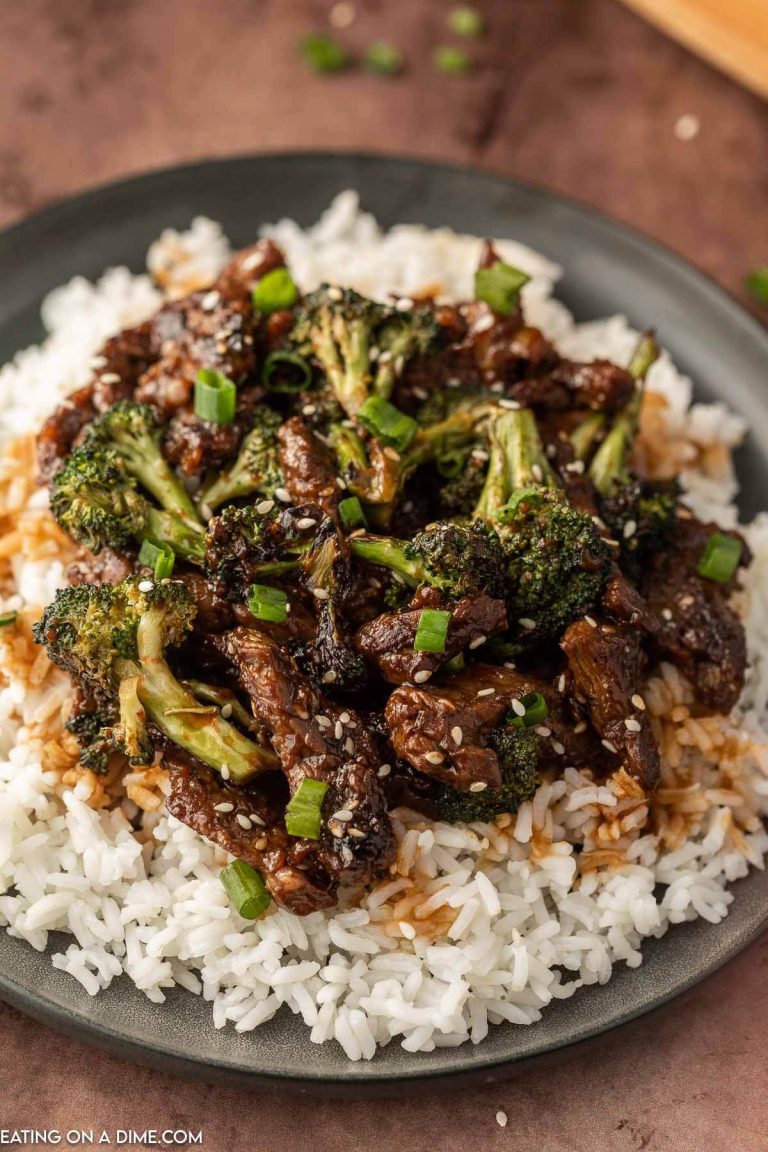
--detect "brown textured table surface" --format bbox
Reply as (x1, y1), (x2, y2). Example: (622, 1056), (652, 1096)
(1, 1), (767, 1148)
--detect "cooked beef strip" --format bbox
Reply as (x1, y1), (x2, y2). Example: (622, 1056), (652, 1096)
(277, 416), (342, 515)
(385, 662), (606, 791)
(162, 385), (265, 478)
(514, 360), (635, 414)
(213, 238), (286, 302)
(601, 568), (660, 633)
(560, 617), (660, 789)
(209, 627), (395, 888)
(67, 547), (136, 587)
(355, 591), (508, 685)
(164, 750), (338, 915)
(640, 515), (749, 712)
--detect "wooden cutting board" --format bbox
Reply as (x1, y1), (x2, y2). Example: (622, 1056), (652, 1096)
(620, 0), (768, 100)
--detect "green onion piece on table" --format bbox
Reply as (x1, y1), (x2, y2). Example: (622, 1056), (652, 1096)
(697, 532), (742, 583)
(414, 608), (452, 653)
(509, 691), (549, 728)
(448, 6), (486, 37)
(474, 261), (531, 316)
(745, 267), (768, 306)
(138, 538), (175, 580)
(262, 350), (313, 393)
(194, 369), (237, 424)
(247, 583), (288, 624)
(252, 268), (299, 315)
(301, 34), (349, 73)
(365, 42), (405, 75)
(285, 777), (329, 840)
(433, 46), (472, 75)
(358, 396), (418, 452)
(220, 860), (271, 919)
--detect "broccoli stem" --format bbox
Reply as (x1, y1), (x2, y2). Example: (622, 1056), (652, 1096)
(589, 333), (660, 497)
(132, 606), (278, 782)
(143, 507), (206, 564)
(570, 412), (606, 461)
(474, 408), (557, 519)
(116, 436), (200, 523)
(349, 534), (422, 586)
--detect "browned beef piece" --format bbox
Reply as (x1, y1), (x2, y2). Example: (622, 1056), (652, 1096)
(355, 592), (507, 686)
(162, 384), (266, 478)
(514, 359), (635, 413)
(67, 547), (136, 586)
(560, 618), (659, 789)
(277, 417), (341, 515)
(640, 516), (748, 712)
(385, 663), (606, 791)
(214, 239), (286, 302)
(602, 569), (660, 633)
(209, 627), (395, 889)
(165, 752), (337, 915)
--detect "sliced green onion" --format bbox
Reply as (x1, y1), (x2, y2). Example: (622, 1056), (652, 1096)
(301, 33), (348, 73)
(509, 691), (549, 729)
(358, 396), (418, 452)
(442, 652), (466, 674)
(220, 860), (271, 919)
(475, 261), (531, 315)
(339, 495), (368, 531)
(436, 449), (467, 479)
(746, 266), (768, 306)
(433, 45), (472, 74)
(262, 350), (313, 394)
(194, 369), (236, 424)
(247, 583), (288, 624)
(697, 532), (742, 583)
(285, 777), (329, 840)
(448, 6), (486, 37)
(0, 611), (18, 628)
(414, 608), (452, 653)
(252, 268), (298, 315)
(138, 538), (175, 580)
(365, 42), (405, 75)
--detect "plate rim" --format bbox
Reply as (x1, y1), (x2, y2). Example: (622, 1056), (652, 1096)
(1, 150), (767, 1091)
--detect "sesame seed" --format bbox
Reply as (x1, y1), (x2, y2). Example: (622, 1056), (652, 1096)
(412, 386), (428, 401)
(601, 739), (618, 754)
(469, 634), (487, 650)
(396, 296), (415, 311)
(327, 286), (343, 301)
(425, 751), (445, 765)
(138, 580), (154, 593)
(496, 1111), (508, 1129)
(662, 608), (673, 621)
(477, 687), (496, 697)
(471, 448), (489, 463)
(674, 113), (700, 142)
(339, 711), (351, 724)
(336, 476), (347, 490)
(414, 670), (432, 684)
(275, 487), (292, 503)
(625, 717), (642, 732)
(249, 814), (266, 827)
(256, 499), (275, 514)
(531, 463), (543, 482)
(214, 802), (234, 814)
(344, 738), (355, 754)
(584, 615), (597, 628)
(451, 726), (463, 746)
(383, 446), (401, 462)
(558, 674), (566, 693)
(469, 781), (488, 793)
(631, 694), (646, 711)
(302, 404), (317, 416)
(399, 921), (416, 940)
(220, 703), (233, 719)
(498, 398), (521, 411)
(348, 827), (366, 839)
(332, 809), (353, 821)
(447, 377), (461, 389)
(236, 814), (252, 830)
(220, 764), (231, 781)
(535, 726), (551, 738)
(297, 517), (317, 529)
(254, 837), (268, 851)
(322, 669), (337, 684)
(316, 714), (331, 728)
(573, 721), (588, 734)
(369, 346), (381, 363)
(335, 721), (344, 740)
(312, 587), (330, 600)
(490, 381), (504, 394)
(89, 355), (107, 369)
(99, 372), (121, 385)
(519, 617), (537, 630)
(503, 661), (517, 671)
(346, 719), (357, 729)
(201, 289), (221, 310)
(473, 313), (495, 334)
(378, 764), (391, 778)
(565, 459), (586, 474)
(377, 350), (392, 365)
(623, 519), (637, 539)
(510, 698), (526, 717)
(551, 740), (565, 755)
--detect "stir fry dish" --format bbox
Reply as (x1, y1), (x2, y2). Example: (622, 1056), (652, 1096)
(33, 237), (749, 919)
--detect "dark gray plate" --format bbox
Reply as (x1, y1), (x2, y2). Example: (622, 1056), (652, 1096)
(1, 154), (767, 1095)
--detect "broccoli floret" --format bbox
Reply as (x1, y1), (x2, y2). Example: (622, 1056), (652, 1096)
(474, 408), (611, 639)
(438, 452), (487, 518)
(86, 401), (200, 523)
(50, 441), (206, 563)
(290, 285), (438, 418)
(199, 404), (283, 511)
(33, 578), (276, 783)
(65, 705), (117, 774)
(588, 333), (660, 497)
(350, 520), (506, 599)
(205, 503), (323, 597)
(434, 727), (539, 823)
(601, 480), (677, 573)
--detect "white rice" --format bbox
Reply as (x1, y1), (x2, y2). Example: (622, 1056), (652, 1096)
(1, 192), (767, 1061)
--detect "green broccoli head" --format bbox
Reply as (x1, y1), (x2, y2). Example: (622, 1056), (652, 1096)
(497, 488), (611, 639)
(205, 502), (324, 596)
(200, 404), (283, 511)
(434, 727), (539, 823)
(601, 480), (677, 572)
(374, 307), (439, 400)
